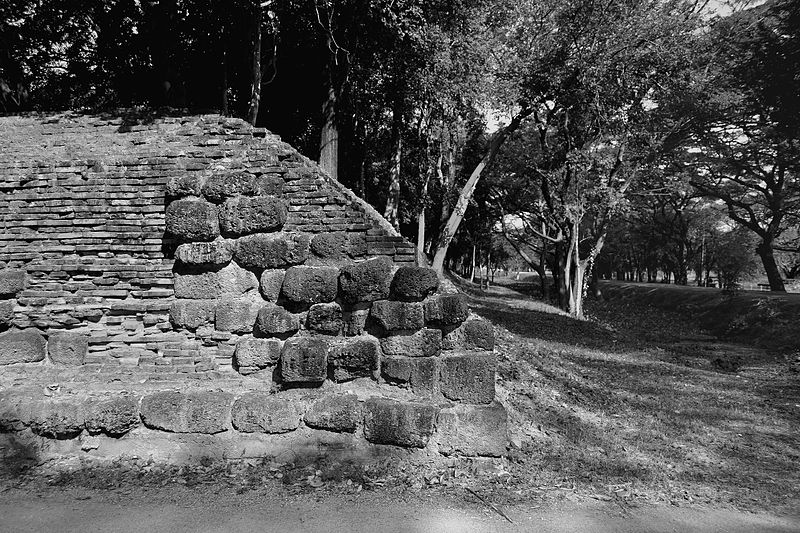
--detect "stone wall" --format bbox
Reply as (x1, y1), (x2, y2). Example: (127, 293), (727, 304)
(0, 111), (505, 460)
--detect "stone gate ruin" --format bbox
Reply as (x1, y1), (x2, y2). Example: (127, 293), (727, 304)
(0, 112), (506, 464)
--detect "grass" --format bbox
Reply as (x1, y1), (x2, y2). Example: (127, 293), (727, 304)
(456, 274), (800, 513)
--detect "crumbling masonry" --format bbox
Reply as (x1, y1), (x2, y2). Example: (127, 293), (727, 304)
(0, 112), (506, 463)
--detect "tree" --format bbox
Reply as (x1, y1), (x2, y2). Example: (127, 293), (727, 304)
(687, 0), (800, 291)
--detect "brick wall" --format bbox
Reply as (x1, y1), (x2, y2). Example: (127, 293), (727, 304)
(0, 111), (415, 372)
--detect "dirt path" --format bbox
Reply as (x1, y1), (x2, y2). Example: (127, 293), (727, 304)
(1, 485), (798, 533)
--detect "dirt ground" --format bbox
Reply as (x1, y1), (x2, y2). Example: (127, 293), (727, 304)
(1, 275), (798, 531)
(1, 483), (798, 533)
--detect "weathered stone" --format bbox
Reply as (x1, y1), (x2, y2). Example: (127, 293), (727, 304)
(201, 171), (256, 202)
(254, 173), (285, 196)
(0, 299), (15, 327)
(281, 266), (339, 306)
(0, 391), (34, 431)
(255, 302), (300, 336)
(84, 396), (140, 436)
(173, 262), (258, 299)
(0, 269), (26, 297)
(443, 319), (494, 351)
(280, 336), (328, 384)
(30, 400), (84, 439)
(328, 335), (380, 382)
(231, 392), (299, 433)
(440, 353), (496, 404)
(47, 331), (88, 366)
(370, 300), (424, 332)
(311, 232), (347, 258)
(342, 307), (370, 336)
(234, 337), (282, 369)
(424, 293), (470, 326)
(0, 328), (46, 365)
(140, 391), (233, 434)
(381, 356), (439, 394)
(215, 296), (261, 333)
(165, 199), (219, 242)
(218, 196), (288, 236)
(346, 233), (368, 257)
(380, 328), (441, 358)
(304, 394), (359, 433)
(259, 269), (285, 302)
(169, 299), (216, 329)
(390, 267), (439, 302)
(338, 256), (393, 304)
(436, 402), (508, 457)
(174, 240), (234, 266)
(166, 174), (204, 197)
(363, 398), (439, 448)
(234, 232), (311, 270)
(306, 302), (343, 334)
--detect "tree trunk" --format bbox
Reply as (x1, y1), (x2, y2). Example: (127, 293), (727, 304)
(319, 44), (339, 180)
(757, 240), (786, 292)
(431, 108), (532, 273)
(245, 2), (262, 125)
(469, 245), (477, 283)
(383, 100), (403, 230)
(416, 208), (426, 266)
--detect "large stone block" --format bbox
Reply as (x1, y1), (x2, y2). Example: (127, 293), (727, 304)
(170, 299), (216, 329)
(165, 199), (219, 242)
(140, 391), (233, 434)
(338, 256), (393, 304)
(215, 296), (261, 333)
(0, 300), (15, 327)
(234, 232), (311, 270)
(443, 319), (495, 351)
(0, 328), (46, 365)
(328, 335), (380, 382)
(30, 400), (84, 439)
(254, 173), (285, 196)
(218, 196), (288, 236)
(231, 392), (299, 433)
(175, 240), (234, 266)
(424, 293), (470, 326)
(234, 337), (282, 369)
(440, 353), (496, 404)
(47, 331), (88, 366)
(201, 171), (256, 202)
(0, 391), (34, 431)
(311, 232), (347, 259)
(255, 302), (300, 336)
(380, 328), (441, 358)
(281, 266), (339, 306)
(166, 174), (204, 197)
(84, 396), (140, 436)
(173, 262), (258, 299)
(304, 394), (359, 433)
(370, 300), (424, 332)
(342, 307), (370, 337)
(435, 402), (508, 457)
(363, 398), (439, 448)
(306, 302), (343, 334)
(280, 336), (328, 384)
(390, 267), (439, 302)
(259, 269), (285, 302)
(0, 269), (26, 297)
(381, 356), (439, 394)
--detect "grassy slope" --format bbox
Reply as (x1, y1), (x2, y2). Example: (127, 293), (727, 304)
(458, 275), (800, 514)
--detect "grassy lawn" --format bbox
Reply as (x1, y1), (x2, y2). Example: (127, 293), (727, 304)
(461, 275), (800, 514)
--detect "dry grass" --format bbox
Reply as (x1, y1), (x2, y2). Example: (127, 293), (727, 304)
(459, 275), (800, 514)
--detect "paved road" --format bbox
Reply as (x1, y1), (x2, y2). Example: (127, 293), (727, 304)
(1, 486), (798, 533)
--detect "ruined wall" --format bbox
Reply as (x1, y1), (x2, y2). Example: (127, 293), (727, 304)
(0, 112), (504, 460)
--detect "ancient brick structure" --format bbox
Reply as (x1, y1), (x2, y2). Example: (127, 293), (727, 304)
(0, 111), (506, 462)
